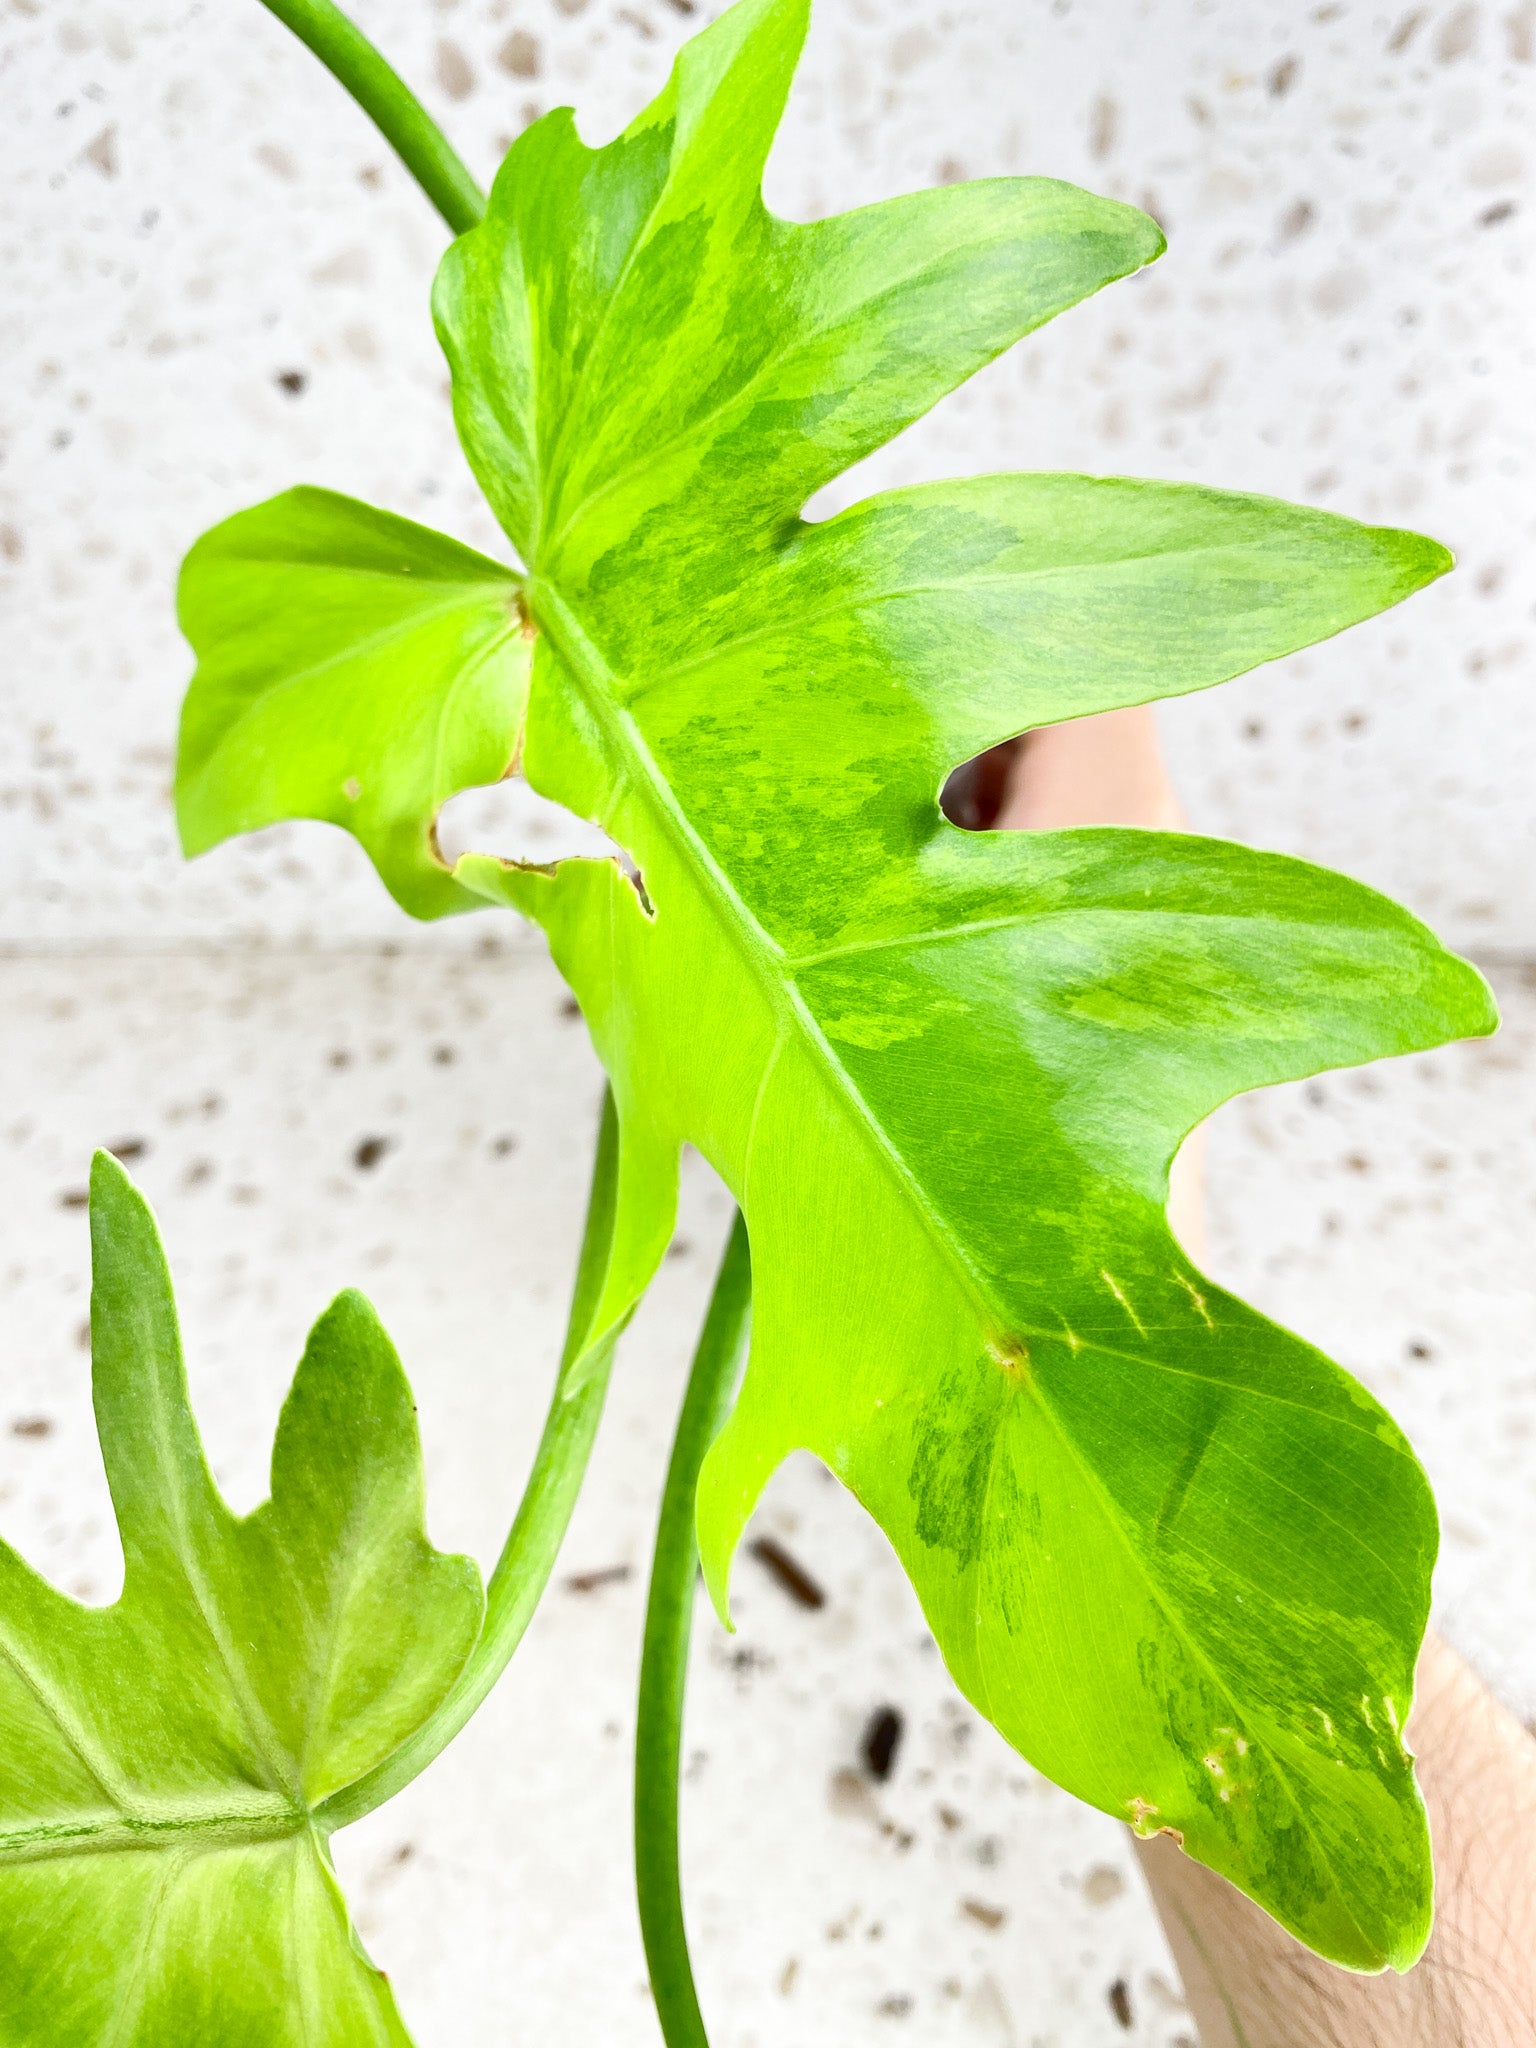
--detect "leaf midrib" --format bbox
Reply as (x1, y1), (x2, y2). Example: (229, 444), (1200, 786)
(527, 574), (1008, 1351)
(0, 1793), (304, 1867)
(288, 1441), (398, 1793)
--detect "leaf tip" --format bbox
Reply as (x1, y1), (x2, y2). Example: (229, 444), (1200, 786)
(1439, 948), (1501, 1044)
(88, 1145), (134, 1200)
(697, 1524), (738, 1636)
(1386, 526), (1455, 594)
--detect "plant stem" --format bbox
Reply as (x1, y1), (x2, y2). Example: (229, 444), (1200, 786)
(256, 0), (485, 235)
(317, 1087), (626, 1833)
(635, 1212), (753, 2048)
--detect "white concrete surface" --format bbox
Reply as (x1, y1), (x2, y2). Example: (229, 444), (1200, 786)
(1, 947), (1533, 2044)
(3, 0), (1534, 945)
(4, 1), (1536, 2042)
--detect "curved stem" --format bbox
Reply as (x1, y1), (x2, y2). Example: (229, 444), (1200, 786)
(318, 1087), (626, 1833)
(635, 1212), (752, 2047)
(256, 0), (485, 235)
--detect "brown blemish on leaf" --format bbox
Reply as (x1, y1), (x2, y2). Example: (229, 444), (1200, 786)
(623, 860), (656, 918)
(986, 1336), (1030, 1384)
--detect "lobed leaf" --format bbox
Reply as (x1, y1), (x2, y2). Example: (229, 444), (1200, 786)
(178, 487), (528, 920)
(175, 0), (1496, 1968)
(0, 1155), (482, 2043)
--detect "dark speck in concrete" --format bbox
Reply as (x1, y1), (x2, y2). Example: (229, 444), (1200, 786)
(862, 1705), (904, 1782)
(750, 1535), (826, 1609)
(353, 1136), (392, 1171)
(566, 1562), (631, 1593)
(962, 1898), (1006, 1929)
(1435, 4), (1477, 61)
(1387, 9), (1425, 51)
(1278, 198), (1315, 241)
(495, 29), (540, 76)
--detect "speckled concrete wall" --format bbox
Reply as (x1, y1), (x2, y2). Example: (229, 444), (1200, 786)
(4, 0), (1533, 943)
(3, 5), (1535, 2045)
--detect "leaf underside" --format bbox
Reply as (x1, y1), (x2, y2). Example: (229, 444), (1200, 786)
(0, 1156), (482, 2044)
(176, 0), (1496, 1970)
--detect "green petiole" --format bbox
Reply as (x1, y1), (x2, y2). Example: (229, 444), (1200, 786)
(318, 1087), (627, 1832)
(256, 0), (485, 235)
(634, 1212), (753, 2048)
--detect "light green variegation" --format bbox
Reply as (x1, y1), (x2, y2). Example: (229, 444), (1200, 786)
(0, 1155), (482, 2044)
(176, 0), (1496, 1972)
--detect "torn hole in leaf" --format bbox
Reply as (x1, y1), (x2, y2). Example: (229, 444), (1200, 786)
(946, 707), (1189, 834)
(436, 778), (655, 915)
(435, 777), (620, 868)
(939, 740), (1021, 830)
